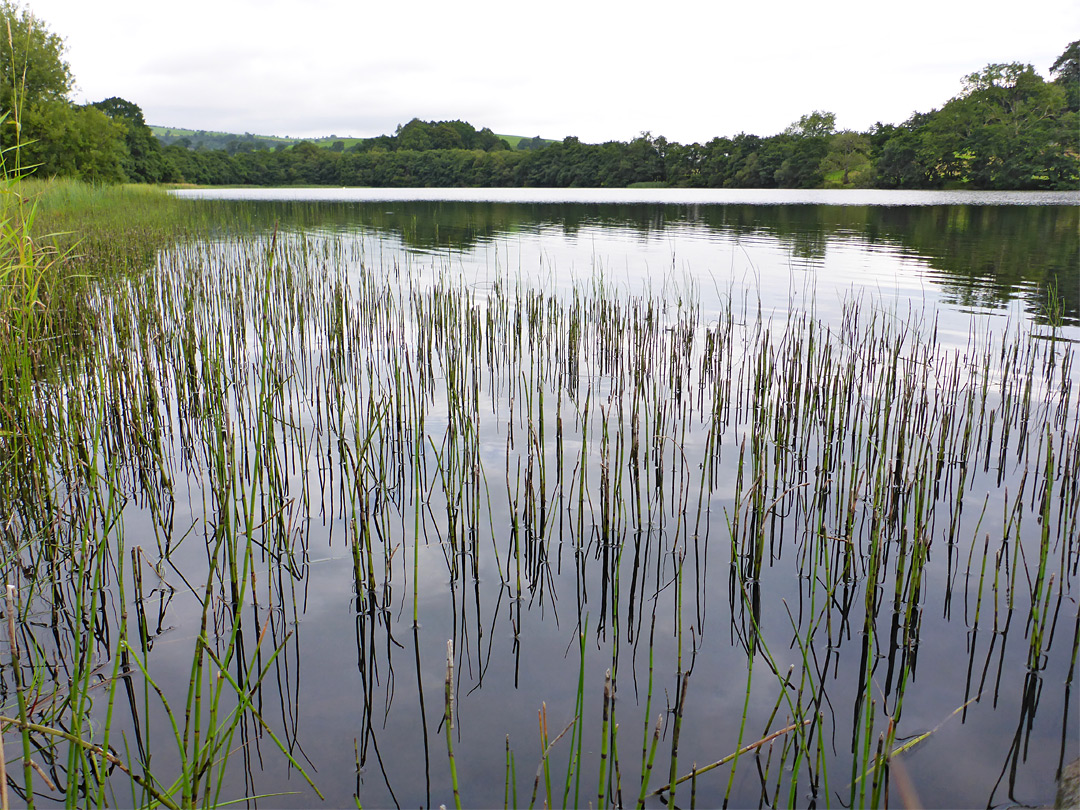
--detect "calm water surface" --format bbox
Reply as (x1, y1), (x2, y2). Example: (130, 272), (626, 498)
(51, 190), (1080, 807)
(177, 187), (1080, 331)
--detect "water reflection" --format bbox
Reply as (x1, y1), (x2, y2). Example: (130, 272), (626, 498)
(2, 198), (1077, 808)
(192, 196), (1079, 325)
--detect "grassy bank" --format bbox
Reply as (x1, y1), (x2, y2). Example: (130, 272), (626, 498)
(23, 178), (197, 272)
(1, 177), (198, 395)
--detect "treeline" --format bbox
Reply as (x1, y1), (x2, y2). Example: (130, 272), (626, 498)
(161, 71), (1078, 189)
(1, 0), (1076, 191)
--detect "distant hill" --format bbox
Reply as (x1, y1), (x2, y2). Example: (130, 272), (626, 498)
(149, 123), (556, 153)
(150, 126), (366, 151)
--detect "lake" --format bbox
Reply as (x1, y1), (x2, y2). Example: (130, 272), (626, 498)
(177, 187), (1080, 330)
(4, 188), (1077, 808)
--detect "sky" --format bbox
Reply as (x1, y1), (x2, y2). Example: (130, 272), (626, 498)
(21, 0), (1080, 144)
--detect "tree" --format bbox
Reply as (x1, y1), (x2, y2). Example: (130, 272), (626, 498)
(91, 96), (175, 182)
(430, 122), (464, 150)
(396, 119), (433, 151)
(1050, 40), (1079, 111)
(874, 118), (934, 188)
(516, 136), (547, 152)
(0, 1), (75, 161)
(961, 62), (1035, 94)
(18, 101), (126, 182)
(474, 127), (510, 151)
(924, 62), (1077, 188)
(0, 2), (72, 111)
(725, 134), (772, 187)
(623, 132), (666, 184)
(663, 140), (706, 187)
(90, 96), (147, 126)
(773, 111), (836, 187)
(821, 131), (872, 186)
(783, 110), (836, 138)
(696, 136), (733, 186)
(0, 4), (136, 182)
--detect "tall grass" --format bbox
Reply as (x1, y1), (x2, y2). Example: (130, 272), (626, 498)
(0, 177), (323, 806)
(1, 186), (1076, 807)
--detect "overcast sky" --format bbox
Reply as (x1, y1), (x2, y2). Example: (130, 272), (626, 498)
(23, 0), (1080, 144)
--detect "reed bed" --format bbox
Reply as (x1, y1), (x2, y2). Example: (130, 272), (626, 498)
(0, 200), (1076, 808)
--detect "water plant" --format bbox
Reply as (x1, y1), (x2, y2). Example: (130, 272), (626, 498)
(0, 191), (1075, 808)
